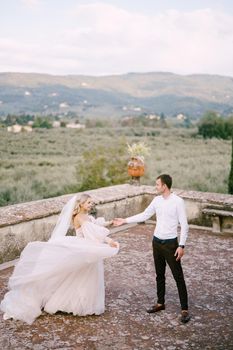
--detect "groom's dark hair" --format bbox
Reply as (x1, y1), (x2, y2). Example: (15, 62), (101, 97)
(157, 174), (172, 189)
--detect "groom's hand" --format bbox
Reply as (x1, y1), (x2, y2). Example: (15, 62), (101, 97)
(174, 247), (184, 261)
(113, 218), (126, 226)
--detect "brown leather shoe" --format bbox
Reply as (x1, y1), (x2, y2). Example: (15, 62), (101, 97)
(181, 310), (191, 323)
(146, 304), (165, 314)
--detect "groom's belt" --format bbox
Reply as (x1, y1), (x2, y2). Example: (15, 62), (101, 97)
(153, 236), (177, 244)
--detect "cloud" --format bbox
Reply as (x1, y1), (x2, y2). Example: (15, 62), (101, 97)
(21, 0), (40, 7)
(61, 4), (233, 76)
(1, 3), (233, 76)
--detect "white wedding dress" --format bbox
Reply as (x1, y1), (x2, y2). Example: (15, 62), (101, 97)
(0, 214), (119, 325)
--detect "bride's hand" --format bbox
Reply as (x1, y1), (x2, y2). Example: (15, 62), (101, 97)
(109, 240), (119, 248)
(107, 220), (113, 226)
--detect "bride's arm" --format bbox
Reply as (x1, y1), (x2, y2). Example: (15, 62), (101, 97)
(93, 218), (117, 245)
(81, 215), (119, 247)
(102, 220), (113, 227)
(104, 236), (119, 248)
(92, 217), (113, 227)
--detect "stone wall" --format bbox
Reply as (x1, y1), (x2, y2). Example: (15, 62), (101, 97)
(0, 184), (232, 263)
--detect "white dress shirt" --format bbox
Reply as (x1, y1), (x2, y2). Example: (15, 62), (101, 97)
(126, 193), (189, 246)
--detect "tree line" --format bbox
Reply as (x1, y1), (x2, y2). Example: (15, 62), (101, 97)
(197, 111), (233, 194)
(198, 111), (233, 139)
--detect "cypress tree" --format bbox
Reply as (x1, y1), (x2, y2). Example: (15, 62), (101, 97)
(228, 134), (233, 194)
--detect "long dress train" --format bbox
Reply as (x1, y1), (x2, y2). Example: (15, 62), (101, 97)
(0, 216), (119, 324)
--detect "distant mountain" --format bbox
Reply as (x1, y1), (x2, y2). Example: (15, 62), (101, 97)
(0, 72), (233, 118)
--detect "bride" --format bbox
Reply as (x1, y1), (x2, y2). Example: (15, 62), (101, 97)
(0, 193), (119, 324)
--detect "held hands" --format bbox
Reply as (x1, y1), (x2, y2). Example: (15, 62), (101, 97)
(104, 220), (113, 227)
(113, 218), (126, 226)
(174, 247), (184, 261)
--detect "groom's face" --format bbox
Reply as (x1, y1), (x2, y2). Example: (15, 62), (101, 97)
(155, 179), (166, 194)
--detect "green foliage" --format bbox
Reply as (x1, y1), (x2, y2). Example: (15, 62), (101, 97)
(226, 116), (233, 134)
(0, 127), (231, 206)
(183, 116), (192, 128)
(85, 118), (113, 128)
(0, 189), (12, 206)
(76, 144), (128, 191)
(198, 111), (233, 139)
(3, 114), (34, 126)
(228, 135), (233, 194)
(127, 141), (150, 158)
(33, 117), (52, 129)
(120, 114), (168, 128)
(60, 121), (67, 127)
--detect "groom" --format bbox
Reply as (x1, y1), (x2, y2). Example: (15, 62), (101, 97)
(114, 174), (190, 323)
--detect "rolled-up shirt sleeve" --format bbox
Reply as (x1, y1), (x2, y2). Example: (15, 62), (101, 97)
(126, 199), (156, 224)
(177, 199), (189, 246)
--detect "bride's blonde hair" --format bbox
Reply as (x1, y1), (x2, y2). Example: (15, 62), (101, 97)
(72, 193), (91, 223)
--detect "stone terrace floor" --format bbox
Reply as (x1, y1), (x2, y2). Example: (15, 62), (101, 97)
(0, 224), (233, 350)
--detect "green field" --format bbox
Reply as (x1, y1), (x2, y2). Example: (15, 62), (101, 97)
(0, 127), (231, 206)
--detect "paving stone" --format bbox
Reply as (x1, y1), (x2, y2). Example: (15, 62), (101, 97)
(0, 225), (233, 349)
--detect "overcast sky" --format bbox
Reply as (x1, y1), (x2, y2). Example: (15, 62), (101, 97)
(1, 0), (233, 76)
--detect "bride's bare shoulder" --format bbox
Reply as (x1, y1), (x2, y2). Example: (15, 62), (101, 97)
(73, 213), (88, 228)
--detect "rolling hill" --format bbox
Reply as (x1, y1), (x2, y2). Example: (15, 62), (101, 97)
(0, 72), (233, 118)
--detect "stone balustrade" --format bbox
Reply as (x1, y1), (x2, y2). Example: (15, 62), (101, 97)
(0, 184), (232, 263)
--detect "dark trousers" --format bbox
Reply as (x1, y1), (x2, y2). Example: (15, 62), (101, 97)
(152, 236), (188, 310)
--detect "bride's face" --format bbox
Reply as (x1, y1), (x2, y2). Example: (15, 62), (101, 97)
(81, 198), (94, 212)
